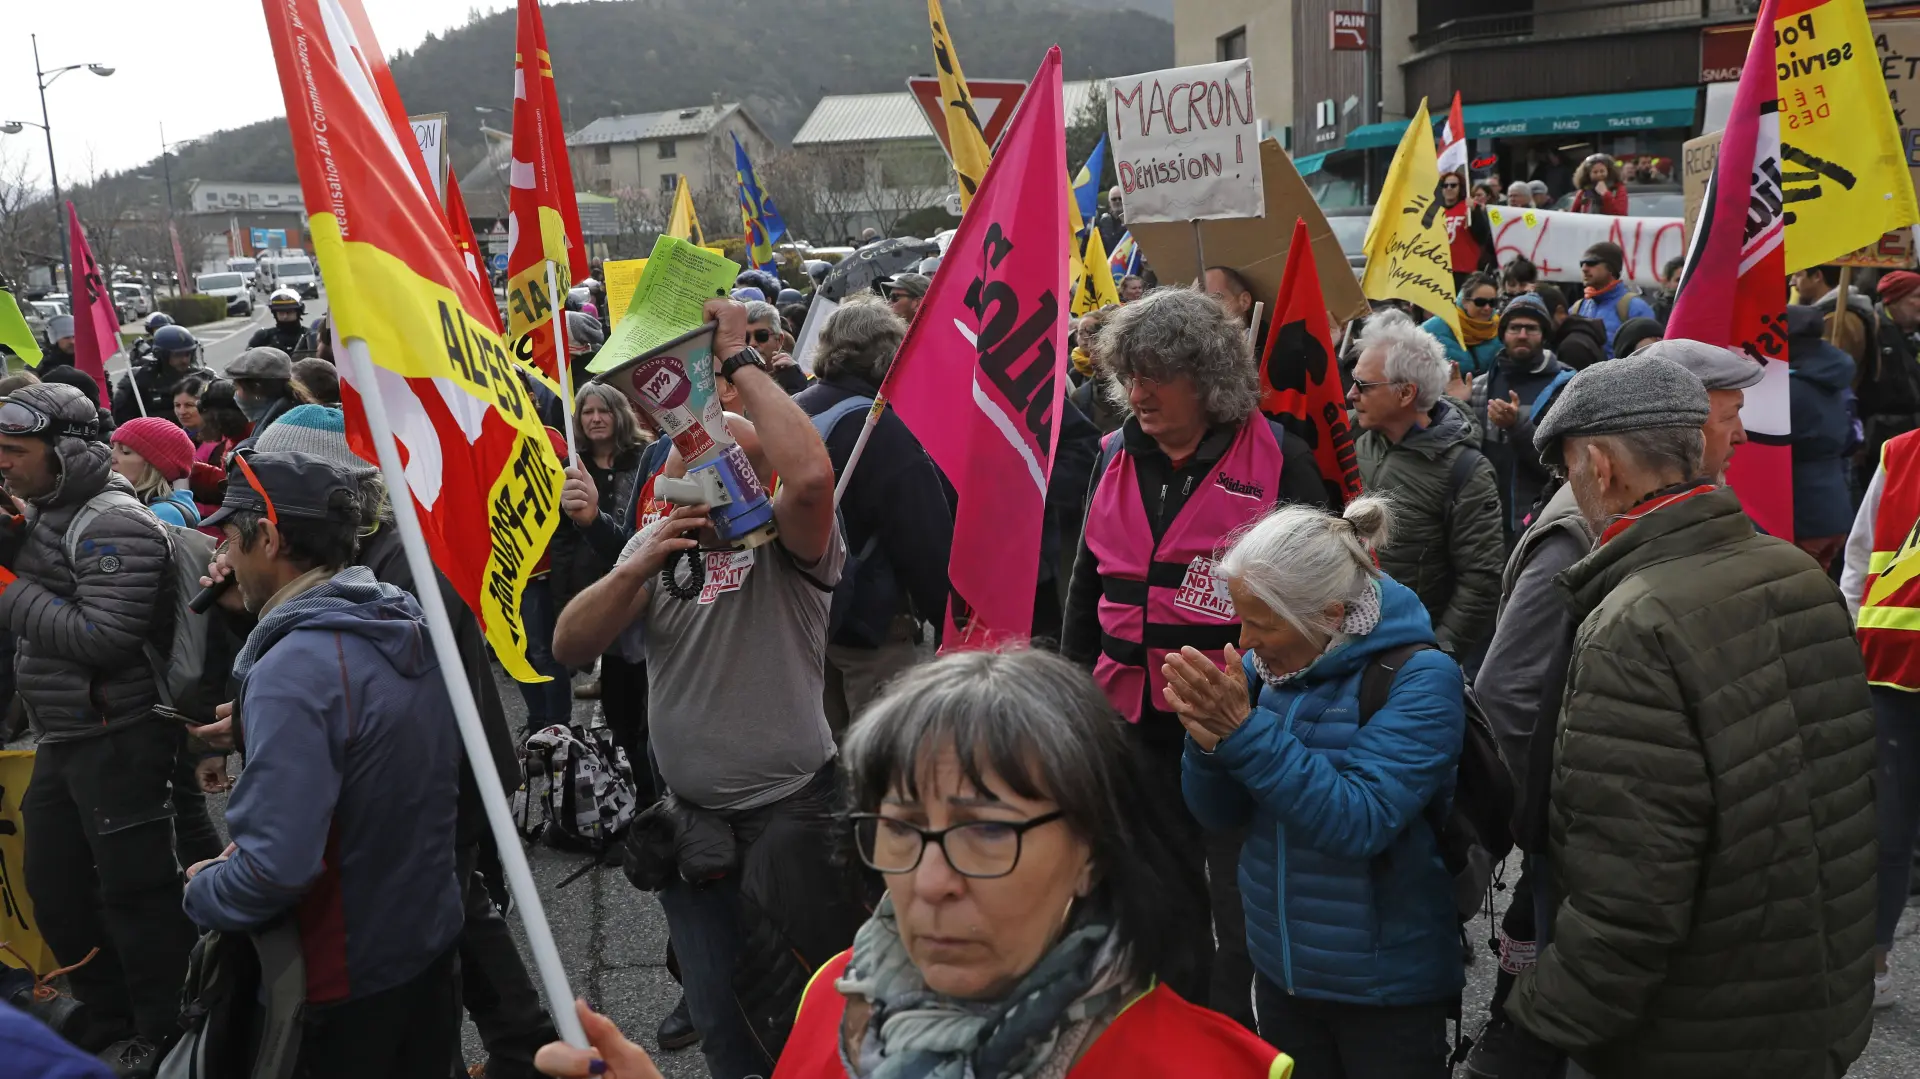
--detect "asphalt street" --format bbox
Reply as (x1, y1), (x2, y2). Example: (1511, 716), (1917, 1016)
(106, 291), (332, 394)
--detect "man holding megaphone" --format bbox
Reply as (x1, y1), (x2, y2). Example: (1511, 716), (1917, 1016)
(553, 299), (866, 1079)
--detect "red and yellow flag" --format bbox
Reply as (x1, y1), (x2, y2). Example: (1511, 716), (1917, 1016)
(261, 0), (565, 682)
(445, 171), (499, 332)
(506, 0), (586, 384)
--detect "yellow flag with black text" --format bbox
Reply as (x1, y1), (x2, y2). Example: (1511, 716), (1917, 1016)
(1360, 99), (1459, 341)
(1774, 0), (1920, 269)
(928, 0), (993, 210)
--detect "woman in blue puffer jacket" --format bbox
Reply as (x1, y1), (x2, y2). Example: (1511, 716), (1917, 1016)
(1168, 496), (1465, 1078)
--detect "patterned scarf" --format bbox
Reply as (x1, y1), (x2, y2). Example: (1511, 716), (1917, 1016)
(1250, 578), (1383, 688)
(836, 895), (1134, 1079)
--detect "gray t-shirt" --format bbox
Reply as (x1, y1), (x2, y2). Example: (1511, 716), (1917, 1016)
(617, 521), (844, 810)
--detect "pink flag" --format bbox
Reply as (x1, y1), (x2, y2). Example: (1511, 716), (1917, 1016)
(1663, 0), (1792, 539)
(881, 46), (1069, 649)
(65, 203), (118, 404)
(1436, 91), (1467, 177)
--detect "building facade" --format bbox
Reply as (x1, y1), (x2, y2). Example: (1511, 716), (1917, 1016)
(565, 102), (774, 200)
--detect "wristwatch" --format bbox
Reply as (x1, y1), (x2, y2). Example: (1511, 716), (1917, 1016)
(719, 346), (768, 382)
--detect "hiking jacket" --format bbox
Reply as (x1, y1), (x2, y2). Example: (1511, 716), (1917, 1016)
(1183, 577), (1465, 1006)
(1507, 487), (1876, 1078)
(1551, 315), (1607, 371)
(0, 437), (169, 742)
(1353, 398), (1504, 657)
(184, 567), (463, 1005)
(1572, 281), (1655, 359)
(1472, 348), (1572, 535)
(1786, 305), (1859, 539)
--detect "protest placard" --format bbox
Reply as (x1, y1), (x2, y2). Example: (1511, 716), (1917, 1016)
(1105, 59), (1264, 223)
(590, 236), (737, 375)
(409, 113), (448, 204)
(1130, 138), (1366, 323)
(1486, 206), (1687, 289)
(603, 258), (647, 322)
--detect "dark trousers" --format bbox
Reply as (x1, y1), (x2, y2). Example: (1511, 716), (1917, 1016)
(173, 749), (223, 868)
(516, 576), (575, 731)
(1490, 863), (1538, 1017)
(658, 765), (863, 1079)
(22, 719), (198, 1041)
(1254, 976), (1451, 1079)
(1875, 685), (1920, 948)
(1206, 827), (1258, 1029)
(458, 845), (558, 1079)
(600, 655), (654, 807)
(297, 945), (461, 1078)
(1129, 719), (1242, 1015)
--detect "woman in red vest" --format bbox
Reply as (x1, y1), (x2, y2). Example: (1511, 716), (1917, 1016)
(533, 650), (1292, 1079)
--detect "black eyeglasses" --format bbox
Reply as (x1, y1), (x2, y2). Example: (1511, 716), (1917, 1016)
(1465, 296), (1497, 309)
(749, 328), (774, 345)
(850, 811), (1064, 879)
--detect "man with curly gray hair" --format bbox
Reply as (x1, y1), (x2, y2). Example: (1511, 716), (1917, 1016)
(1349, 309), (1504, 660)
(1060, 285), (1326, 1026)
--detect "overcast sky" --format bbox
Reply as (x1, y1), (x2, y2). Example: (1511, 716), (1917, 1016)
(0, 1), (555, 189)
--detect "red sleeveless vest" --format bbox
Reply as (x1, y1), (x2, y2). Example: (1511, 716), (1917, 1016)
(1861, 429), (1920, 691)
(1084, 418), (1284, 722)
(771, 951), (1292, 1079)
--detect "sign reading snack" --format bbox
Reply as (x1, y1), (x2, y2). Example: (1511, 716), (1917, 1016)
(1106, 59), (1265, 223)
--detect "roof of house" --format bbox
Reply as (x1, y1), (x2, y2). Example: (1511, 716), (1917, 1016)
(567, 102), (747, 146)
(793, 80), (1102, 147)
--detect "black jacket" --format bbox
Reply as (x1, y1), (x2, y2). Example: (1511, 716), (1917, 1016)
(1472, 347), (1571, 536)
(1552, 316), (1607, 371)
(794, 374), (953, 644)
(548, 442), (658, 612)
(1863, 309), (1920, 469)
(112, 358), (206, 426)
(247, 319), (312, 355)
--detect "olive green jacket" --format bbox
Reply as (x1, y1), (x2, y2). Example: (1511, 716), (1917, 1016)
(1353, 397), (1505, 655)
(1508, 487), (1876, 1078)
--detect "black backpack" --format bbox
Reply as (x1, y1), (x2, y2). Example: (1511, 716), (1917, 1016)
(1358, 643), (1514, 922)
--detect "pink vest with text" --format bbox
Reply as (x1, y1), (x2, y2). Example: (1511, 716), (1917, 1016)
(1086, 418), (1284, 722)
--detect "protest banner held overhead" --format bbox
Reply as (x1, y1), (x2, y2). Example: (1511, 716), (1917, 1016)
(1670, 0), (1794, 540)
(1486, 206), (1687, 289)
(1261, 217), (1362, 508)
(1360, 99), (1459, 340)
(263, 0), (566, 684)
(505, 0), (586, 388)
(1106, 59), (1264, 223)
(880, 46), (1070, 649)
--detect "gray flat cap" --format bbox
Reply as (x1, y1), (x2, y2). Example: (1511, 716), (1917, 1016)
(1534, 355), (1709, 466)
(228, 346), (292, 380)
(1634, 338), (1766, 391)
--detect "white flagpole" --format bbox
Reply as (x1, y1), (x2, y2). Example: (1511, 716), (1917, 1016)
(547, 260), (580, 467)
(342, 335), (589, 1050)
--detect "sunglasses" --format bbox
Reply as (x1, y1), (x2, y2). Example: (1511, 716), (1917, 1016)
(1579, 258), (1604, 267)
(1441, 181), (1462, 189)
(1349, 377), (1401, 394)
(1465, 296), (1497, 309)
(749, 329), (775, 345)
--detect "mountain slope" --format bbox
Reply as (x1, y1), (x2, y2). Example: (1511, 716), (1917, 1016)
(154, 0), (1168, 188)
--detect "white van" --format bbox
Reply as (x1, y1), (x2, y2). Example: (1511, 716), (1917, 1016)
(195, 272), (254, 316)
(262, 255), (320, 299)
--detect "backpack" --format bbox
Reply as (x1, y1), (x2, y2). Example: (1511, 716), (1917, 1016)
(1438, 445), (1485, 533)
(808, 394), (897, 647)
(64, 488), (218, 723)
(1358, 643), (1514, 922)
(513, 723), (639, 854)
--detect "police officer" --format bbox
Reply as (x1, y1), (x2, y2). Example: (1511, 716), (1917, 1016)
(112, 324), (204, 425)
(248, 288), (312, 354)
(126, 312), (175, 367)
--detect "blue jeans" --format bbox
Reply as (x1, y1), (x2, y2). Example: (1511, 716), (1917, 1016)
(516, 576), (574, 730)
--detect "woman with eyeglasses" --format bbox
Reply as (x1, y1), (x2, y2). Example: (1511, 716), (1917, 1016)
(532, 649), (1293, 1079)
(1420, 271), (1504, 378)
(1437, 171), (1496, 288)
(1171, 497), (1465, 1079)
(746, 299), (809, 395)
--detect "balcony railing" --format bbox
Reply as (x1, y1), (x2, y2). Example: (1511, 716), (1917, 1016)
(1413, 0), (1757, 52)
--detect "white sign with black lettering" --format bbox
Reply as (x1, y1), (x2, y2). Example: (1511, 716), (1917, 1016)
(410, 112), (449, 204)
(1105, 59), (1265, 224)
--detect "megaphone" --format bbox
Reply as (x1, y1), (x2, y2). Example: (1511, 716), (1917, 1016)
(593, 321), (777, 550)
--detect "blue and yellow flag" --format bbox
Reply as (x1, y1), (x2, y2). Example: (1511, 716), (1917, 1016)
(733, 133), (787, 273)
(1072, 135), (1108, 226)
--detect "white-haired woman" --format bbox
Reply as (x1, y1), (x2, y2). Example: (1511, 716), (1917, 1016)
(1168, 497), (1466, 1079)
(745, 299), (809, 394)
(1058, 285), (1328, 1019)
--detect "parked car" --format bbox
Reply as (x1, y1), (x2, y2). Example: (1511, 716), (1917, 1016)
(24, 301), (58, 346)
(1324, 205), (1373, 278)
(195, 272), (255, 316)
(112, 281), (152, 318)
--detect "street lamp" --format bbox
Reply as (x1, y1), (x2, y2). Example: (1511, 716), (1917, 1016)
(0, 35), (115, 287)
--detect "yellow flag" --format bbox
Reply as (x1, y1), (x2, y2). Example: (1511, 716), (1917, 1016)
(1073, 224), (1122, 317)
(1360, 99), (1459, 341)
(666, 182), (704, 246)
(0, 751), (55, 976)
(929, 0), (993, 210)
(1775, 0), (1920, 270)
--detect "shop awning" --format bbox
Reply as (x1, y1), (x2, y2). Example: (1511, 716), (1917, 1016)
(1292, 151), (1328, 177)
(1336, 87), (1700, 152)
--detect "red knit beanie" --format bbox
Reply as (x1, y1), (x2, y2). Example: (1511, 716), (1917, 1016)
(112, 418), (196, 484)
(1879, 270), (1920, 305)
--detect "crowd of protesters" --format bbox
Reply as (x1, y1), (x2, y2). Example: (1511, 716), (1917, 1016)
(0, 184), (1915, 1079)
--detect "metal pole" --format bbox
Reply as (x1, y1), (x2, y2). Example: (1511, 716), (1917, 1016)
(341, 336), (589, 1049)
(547, 260), (580, 466)
(159, 122), (177, 218)
(33, 35), (68, 287)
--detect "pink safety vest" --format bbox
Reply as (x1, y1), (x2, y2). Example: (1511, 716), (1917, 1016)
(1085, 418), (1285, 722)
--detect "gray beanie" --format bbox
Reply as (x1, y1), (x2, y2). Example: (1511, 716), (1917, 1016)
(49, 314), (74, 340)
(251, 403), (374, 477)
(228, 346), (293, 380)
(1634, 338), (1766, 391)
(1534, 355), (1709, 466)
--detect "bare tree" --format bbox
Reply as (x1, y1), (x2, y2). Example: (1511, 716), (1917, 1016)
(609, 185), (664, 259)
(0, 146), (59, 286)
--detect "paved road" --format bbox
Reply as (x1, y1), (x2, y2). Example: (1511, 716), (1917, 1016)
(105, 292), (332, 394)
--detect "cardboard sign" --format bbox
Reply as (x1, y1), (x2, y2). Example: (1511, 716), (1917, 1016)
(409, 112), (448, 204)
(1106, 59), (1264, 224)
(1486, 206), (1687, 289)
(0, 751), (53, 975)
(1130, 138), (1367, 323)
(1685, 128), (1914, 269)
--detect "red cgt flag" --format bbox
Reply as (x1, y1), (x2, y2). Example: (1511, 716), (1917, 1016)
(444, 170), (499, 333)
(1258, 217), (1361, 507)
(505, 0), (585, 384)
